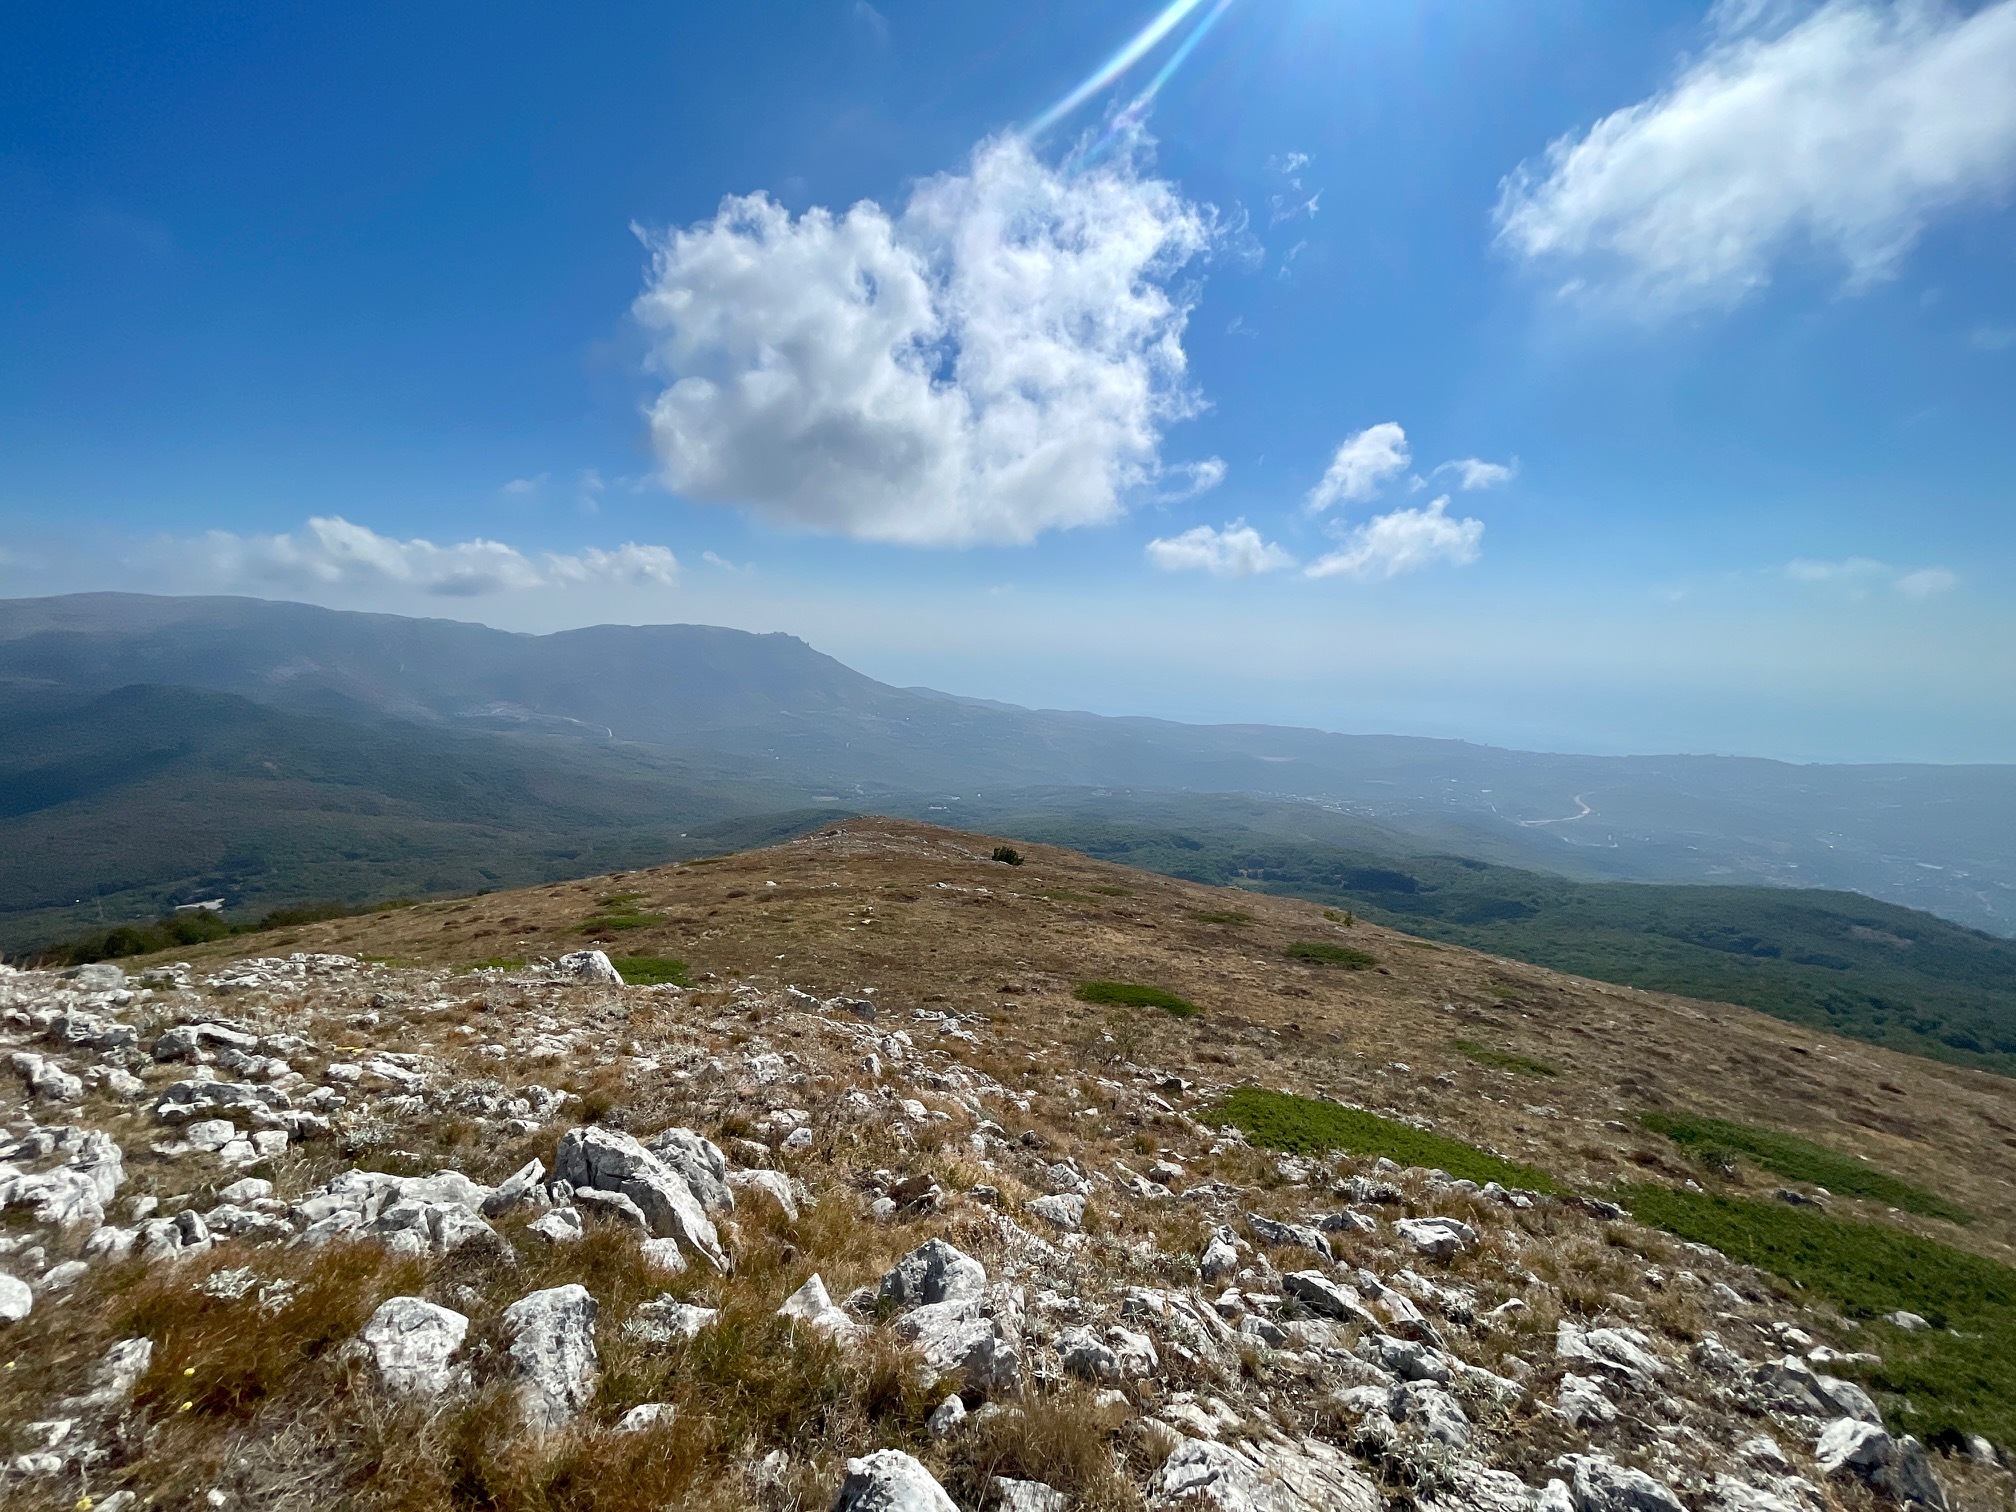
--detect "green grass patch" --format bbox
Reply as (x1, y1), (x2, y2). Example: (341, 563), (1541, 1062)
(1639, 1111), (1967, 1223)
(611, 954), (692, 987)
(1285, 940), (1377, 968)
(1204, 1086), (1558, 1192)
(1620, 1183), (2016, 1444)
(1074, 980), (1199, 1018)
(579, 909), (660, 935)
(1189, 909), (1255, 926)
(1088, 885), (1132, 896)
(1452, 1038), (1559, 1077)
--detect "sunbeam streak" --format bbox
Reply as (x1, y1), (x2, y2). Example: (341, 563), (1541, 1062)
(1027, 0), (1215, 137)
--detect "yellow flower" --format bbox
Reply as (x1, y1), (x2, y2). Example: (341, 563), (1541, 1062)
(76, 1499), (93, 1511)
(180, 1400), (194, 1411)
(183, 1366), (196, 1376)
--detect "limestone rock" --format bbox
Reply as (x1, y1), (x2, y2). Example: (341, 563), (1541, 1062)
(555, 950), (624, 985)
(1815, 1419), (1947, 1509)
(879, 1238), (987, 1309)
(1558, 1455), (1688, 1512)
(778, 1274), (860, 1340)
(1150, 1435), (1381, 1512)
(504, 1284), (599, 1429)
(362, 1297), (470, 1397)
(1395, 1216), (1477, 1259)
(615, 1402), (674, 1433)
(554, 1126), (727, 1271)
(1283, 1271), (1380, 1329)
(0, 1273), (32, 1323)
(728, 1167), (799, 1220)
(831, 1449), (959, 1512)
(1246, 1213), (1332, 1261)
(1026, 1193), (1085, 1231)
(995, 1478), (1070, 1512)
(1200, 1225), (1241, 1281)
(647, 1127), (736, 1214)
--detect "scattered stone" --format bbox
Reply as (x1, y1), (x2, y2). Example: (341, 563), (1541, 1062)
(1026, 1193), (1085, 1231)
(1815, 1419), (1947, 1509)
(615, 1402), (674, 1433)
(778, 1274), (860, 1340)
(1395, 1215), (1477, 1259)
(1557, 1455), (1688, 1512)
(361, 1297), (470, 1397)
(880, 1238), (987, 1308)
(555, 950), (624, 985)
(831, 1449), (960, 1512)
(1, 1272), (35, 1322)
(1150, 1435), (1381, 1512)
(504, 1284), (599, 1429)
(1246, 1212), (1333, 1261)
(995, 1477), (1070, 1512)
(927, 1393), (967, 1437)
(529, 1208), (585, 1245)
(1557, 1373), (1617, 1427)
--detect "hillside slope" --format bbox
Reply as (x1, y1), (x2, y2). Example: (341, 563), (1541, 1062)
(4, 817), (2014, 1512)
(5, 592), (2012, 934)
(0, 682), (831, 951)
(6, 817), (2016, 1511)
(972, 795), (2016, 1076)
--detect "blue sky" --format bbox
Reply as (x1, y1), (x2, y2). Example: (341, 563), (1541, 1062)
(3, 0), (2013, 762)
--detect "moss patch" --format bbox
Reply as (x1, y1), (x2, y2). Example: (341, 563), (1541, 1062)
(1285, 940), (1376, 969)
(1621, 1183), (2014, 1444)
(1203, 1086), (1557, 1192)
(611, 954), (693, 988)
(1073, 980), (1199, 1018)
(1452, 1039), (1559, 1077)
(1639, 1112), (1967, 1223)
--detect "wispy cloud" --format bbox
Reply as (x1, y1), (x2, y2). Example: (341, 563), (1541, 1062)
(1146, 520), (1293, 577)
(1305, 496), (1484, 580)
(1156, 456), (1227, 502)
(1786, 556), (1957, 598)
(1971, 325), (2016, 352)
(1434, 457), (1517, 491)
(1496, 0), (2016, 312)
(633, 132), (1215, 546)
(1306, 423), (1410, 511)
(181, 517), (678, 597)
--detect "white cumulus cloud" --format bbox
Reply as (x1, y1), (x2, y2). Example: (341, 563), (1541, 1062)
(1306, 422), (1410, 511)
(1495, 0), (2016, 311)
(1305, 497), (1484, 581)
(1145, 521), (1294, 577)
(632, 133), (1214, 546)
(188, 517), (677, 597)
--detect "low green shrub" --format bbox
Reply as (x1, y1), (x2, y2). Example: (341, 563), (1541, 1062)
(1451, 1039), (1559, 1077)
(1203, 1086), (1558, 1192)
(1188, 909), (1255, 926)
(1073, 980), (1199, 1018)
(1621, 1183), (2016, 1444)
(611, 954), (692, 987)
(1639, 1111), (1968, 1223)
(579, 909), (660, 935)
(990, 846), (1025, 866)
(1285, 940), (1376, 968)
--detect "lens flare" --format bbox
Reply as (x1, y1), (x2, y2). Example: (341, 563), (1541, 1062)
(1068, 0), (1239, 167)
(1027, 0), (1216, 137)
